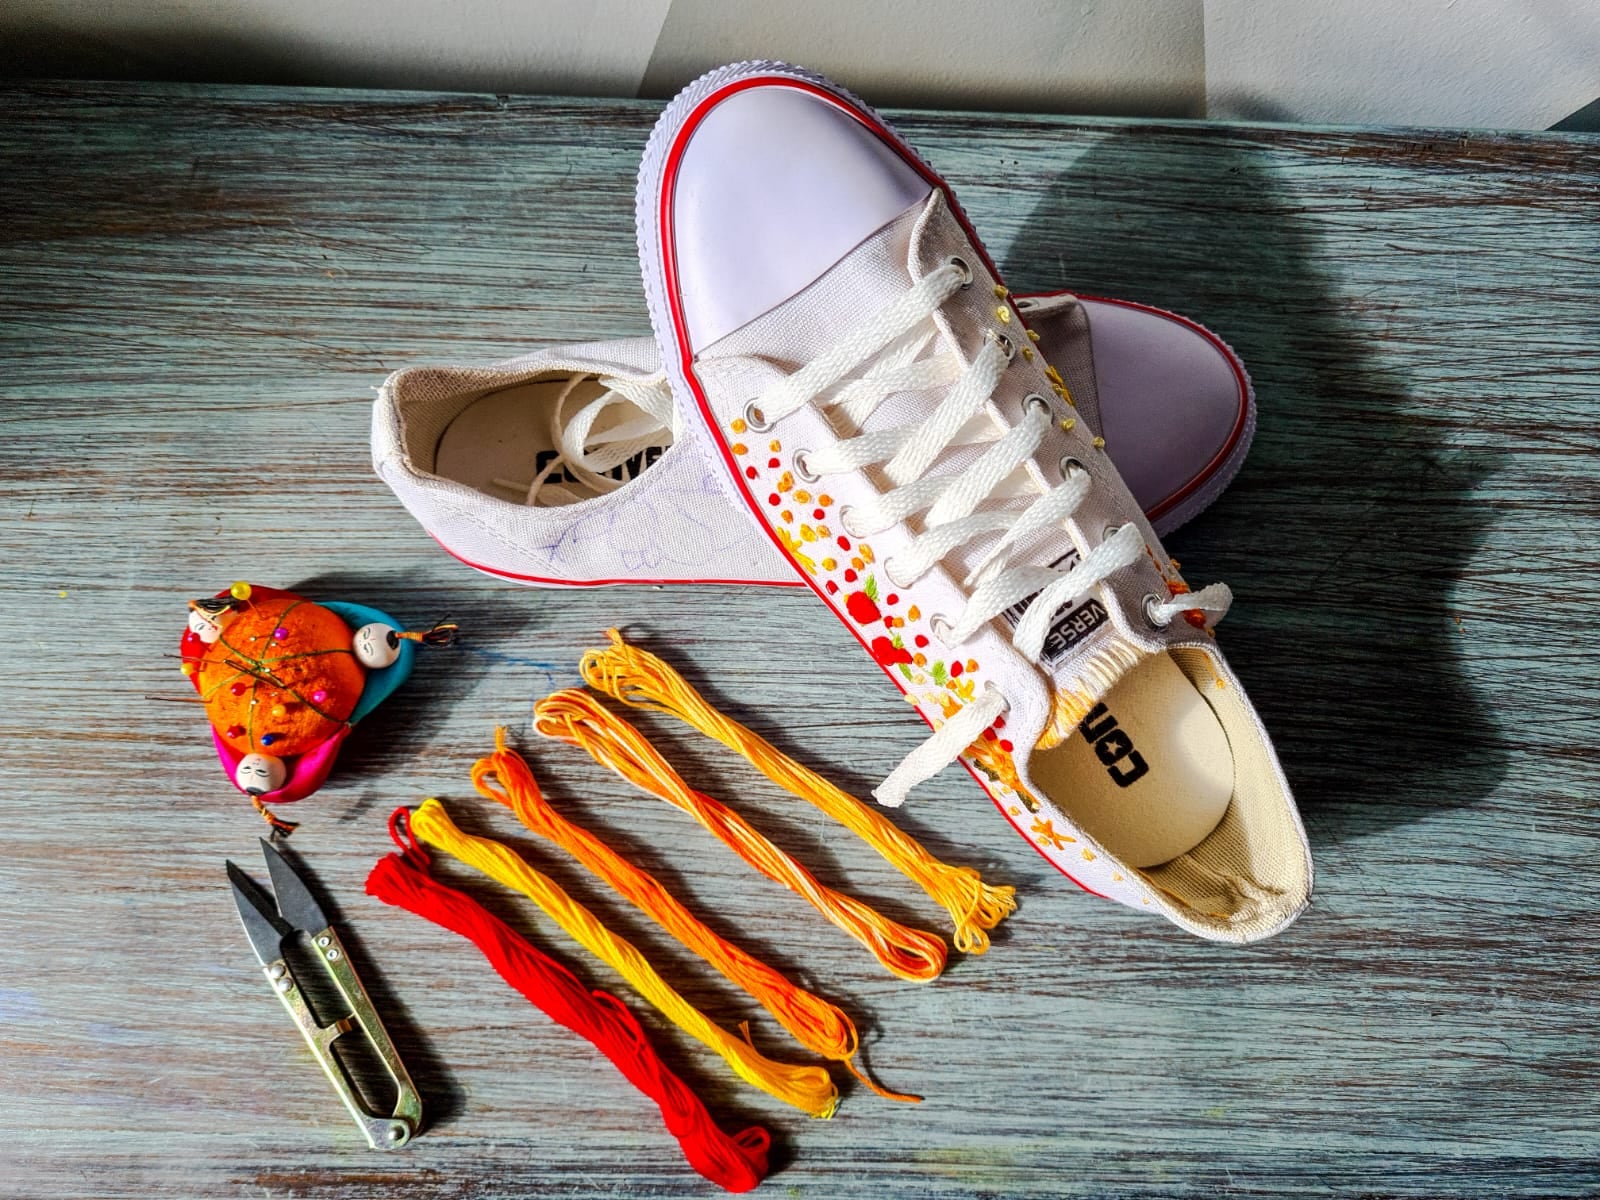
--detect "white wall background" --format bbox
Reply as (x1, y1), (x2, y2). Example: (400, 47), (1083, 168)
(2, 0), (1597, 129)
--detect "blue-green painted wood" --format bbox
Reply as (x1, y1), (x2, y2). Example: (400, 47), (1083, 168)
(1, 81), (1597, 1199)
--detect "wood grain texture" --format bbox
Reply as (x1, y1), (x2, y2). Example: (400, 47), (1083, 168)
(1, 81), (1598, 1199)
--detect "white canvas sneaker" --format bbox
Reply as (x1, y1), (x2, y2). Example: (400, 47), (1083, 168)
(373, 291), (1254, 587)
(634, 61), (1311, 943)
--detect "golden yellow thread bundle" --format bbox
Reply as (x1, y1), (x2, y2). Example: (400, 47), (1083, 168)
(579, 630), (1017, 953)
(533, 688), (948, 983)
(471, 730), (918, 1104)
(406, 798), (840, 1118)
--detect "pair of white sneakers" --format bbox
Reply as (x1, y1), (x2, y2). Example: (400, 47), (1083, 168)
(374, 62), (1312, 943)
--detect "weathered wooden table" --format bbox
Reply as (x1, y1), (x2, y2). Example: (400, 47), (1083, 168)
(2, 81), (1597, 1199)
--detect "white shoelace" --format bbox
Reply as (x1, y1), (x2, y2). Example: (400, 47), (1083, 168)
(750, 259), (1232, 807)
(494, 372), (676, 506)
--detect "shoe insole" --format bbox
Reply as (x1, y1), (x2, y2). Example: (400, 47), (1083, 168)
(435, 378), (632, 507)
(1030, 651), (1233, 867)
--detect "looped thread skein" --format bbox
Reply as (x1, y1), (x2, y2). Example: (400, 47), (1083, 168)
(366, 808), (770, 1192)
(579, 630), (1017, 953)
(472, 730), (918, 1104)
(533, 688), (948, 983)
(407, 797), (839, 1118)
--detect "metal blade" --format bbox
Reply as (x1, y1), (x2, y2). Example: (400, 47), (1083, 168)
(260, 838), (329, 934)
(227, 860), (291, 966)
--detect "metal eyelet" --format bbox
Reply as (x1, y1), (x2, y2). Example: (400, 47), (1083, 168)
(1023, 393), (1051, 418)
(985, 329), (1015, 361)
(929, 613), (955, 646)
(1143, 592), (1171, 630)
(743, 400), (771, 431)
(947, 256), (973, 288)
(794, 450), (820, 483)
(882, 559), (910, 590)
(1103, 523), (1124, 542)
(838, 505), (864, 538)
(1060, 455), (1085, 479)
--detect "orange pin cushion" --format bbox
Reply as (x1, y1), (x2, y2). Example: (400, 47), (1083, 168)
(195, 594), (366, 757)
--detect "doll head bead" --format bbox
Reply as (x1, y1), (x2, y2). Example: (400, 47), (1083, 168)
(230, 581), (253, 602)
(353, 622), (402, 668)
(235, 753), (286, 796)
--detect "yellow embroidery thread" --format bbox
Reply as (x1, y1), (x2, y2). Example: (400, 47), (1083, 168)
(471, 730), (918, 1104)
(579, 629), (1017, 953)
(533, 688), (949, 983)
(406, 798), (840, 1118)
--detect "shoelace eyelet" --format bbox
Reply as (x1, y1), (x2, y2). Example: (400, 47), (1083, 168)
(1060, 454), (1086, 479)
(1143, 592), (1172, 630)
(838, 505), (865, 538)
(929, 613), (955, 646)
(947, 255), (974, 288)
(985, 329), (1015, 362)
(743, 400), (772, 431)
(1103, 522), (1125, 542)
(1023, 393), (1051, 418)
(793, 450), (820, 483)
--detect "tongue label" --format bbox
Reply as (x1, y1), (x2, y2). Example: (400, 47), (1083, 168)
(1001, 549), (1109, 668)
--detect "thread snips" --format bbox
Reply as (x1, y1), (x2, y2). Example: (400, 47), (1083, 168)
(227, 838), (422, 1149)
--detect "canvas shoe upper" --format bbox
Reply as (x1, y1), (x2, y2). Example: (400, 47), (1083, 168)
(373, 297), (1253, 587)
(634, 61), (1311, 943)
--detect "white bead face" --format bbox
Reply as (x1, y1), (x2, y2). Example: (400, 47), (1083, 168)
(352, 622), (401, 668)
(187, 606), (235, 644)
(235, 753), (286, 796)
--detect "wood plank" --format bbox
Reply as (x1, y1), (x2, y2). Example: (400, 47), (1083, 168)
(1, 81), (1597, 1198)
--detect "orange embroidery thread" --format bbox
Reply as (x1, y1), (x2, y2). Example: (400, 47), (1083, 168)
(406, 798), (839, 1118)
(579, 630), (1017, 953)
(533, 688), (948, 983)
(471, 730), (918, 1104)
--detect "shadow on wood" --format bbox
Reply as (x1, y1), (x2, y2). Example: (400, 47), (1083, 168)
(1001, 126), (1509, 847)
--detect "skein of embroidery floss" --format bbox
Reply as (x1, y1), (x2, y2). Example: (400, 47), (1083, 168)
(532, 688), (948, 983)
(579, 629), (1017, 953)
(406, 798), (840, 1119)
(470, 730), (918, 1104)
(366, 809), (770, 1193)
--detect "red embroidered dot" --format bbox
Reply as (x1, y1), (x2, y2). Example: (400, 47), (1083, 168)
(767, 493), (781, 506)
(824, 579), (839, 594)
(886, 594), (899, 606)
(843, 568), (858, 583)
(767, 457), (781, 469)
(993, 714), (1006, 729)
(981, 728), (997, 743)
(745, 465), (758, 479)
(1000, 739), (1014, 753)
(950, 661), (964, 677)
(229, 681), (248, 696)
(813, 508), (825, 520)
(914, 634), (929, 649)
(837, 536), (851, 550)
(225, 724), (245, 738)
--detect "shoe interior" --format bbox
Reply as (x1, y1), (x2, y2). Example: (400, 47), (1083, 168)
(1030, 647), (1309, 937)
(426, 376), (660, 507)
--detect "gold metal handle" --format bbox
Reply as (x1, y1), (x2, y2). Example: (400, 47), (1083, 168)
(264, 927), (421, 1150)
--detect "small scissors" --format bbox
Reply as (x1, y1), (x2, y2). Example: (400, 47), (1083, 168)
(227, 838), (423, 1149)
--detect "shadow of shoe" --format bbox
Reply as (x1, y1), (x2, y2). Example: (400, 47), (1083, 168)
(995, 125), (1508, 841)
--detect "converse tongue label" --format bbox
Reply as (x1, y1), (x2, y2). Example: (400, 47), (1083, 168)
(1000, 548), (1110, 669)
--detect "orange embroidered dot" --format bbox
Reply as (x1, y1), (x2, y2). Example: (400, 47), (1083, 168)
(817, 494), (833, 507)
(731, 418), (747, 434)
(1026, 328), (1040, 343)
(995, 306), (1011, 324)
(821, 557), (837, 571)
(1060, 418), (1076, 433)
(1092, 436), (1106, 449)
(992, 284), (1008, 299)
(769, 439), (781, 453)
(1022, 346), (1035, 361)
(794, 489), (811, 504)
(732, 442), (747, 455)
